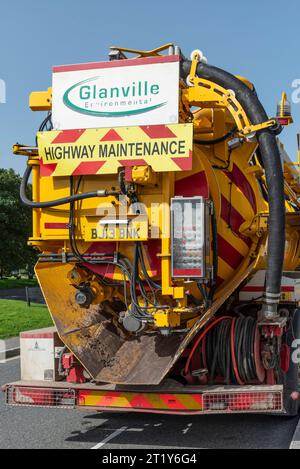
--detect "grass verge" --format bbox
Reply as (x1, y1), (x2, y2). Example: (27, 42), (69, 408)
(0, 299), (53, 339)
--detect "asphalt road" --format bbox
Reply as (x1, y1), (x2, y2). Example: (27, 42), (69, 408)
(1, 358), (300, 449)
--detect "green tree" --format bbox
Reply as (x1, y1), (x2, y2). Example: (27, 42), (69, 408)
(0, 168), (36, 277)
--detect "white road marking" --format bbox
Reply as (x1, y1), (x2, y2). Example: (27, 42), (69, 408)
(183, 423), (192, 434)
(290, 418), (300, 449)
(91, 426), (128, 449)
(0, 355), (20, 364)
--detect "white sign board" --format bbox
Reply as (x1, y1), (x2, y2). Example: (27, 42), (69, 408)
(52, 55), (179, 130)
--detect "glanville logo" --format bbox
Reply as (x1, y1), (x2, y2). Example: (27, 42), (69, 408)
(63, 76), (166, 117)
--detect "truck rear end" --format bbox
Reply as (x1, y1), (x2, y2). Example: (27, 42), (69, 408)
(3, 44), (300, 416)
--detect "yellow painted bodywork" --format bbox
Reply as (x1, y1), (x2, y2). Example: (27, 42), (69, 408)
(18, 48), (300, 383)
(27, 72), (300, 318)
(29, 87), (52, 111)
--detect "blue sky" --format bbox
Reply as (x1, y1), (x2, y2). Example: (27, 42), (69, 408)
(1, 0), (299, 174)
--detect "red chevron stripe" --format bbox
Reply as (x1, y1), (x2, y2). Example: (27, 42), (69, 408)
(216, 275), (225, 287)
(159, 394), (188, 410)
(220, 195), (252, 248)
(44, 223), (68, 229)
(190, 394), (203, 407)
(130, 394), (154, 409)
(100, 129), (123, 141)
(140, 124), (177, 139)
(175, 170), (209, 198)
(171, 151), (193, 171)
(78, 390), (91, 405)
(72, 161), (106, 176)
(119, 159), (147, 167)
(218, 234), (244, 270)
(53, 55), (179, 73)
(40, 161), (57, 177)
(224, 163), (257, 213)
(51, 129), (85, 144)
(143, 239), (161, 277)
(207, 275), (224, 290)
(83, 262), (115, 279)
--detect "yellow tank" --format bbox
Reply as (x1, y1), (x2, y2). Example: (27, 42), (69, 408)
(16, 45), (300, 386)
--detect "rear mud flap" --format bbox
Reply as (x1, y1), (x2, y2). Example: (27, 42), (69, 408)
(35, 261), (184, 384)
(35, 260), (255, 385)
(69, 321), (184, 385)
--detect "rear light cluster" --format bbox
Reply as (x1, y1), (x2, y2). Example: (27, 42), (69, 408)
(202, 391), (283, 412)
(171, 196), (211, 279)
(6, 386), (76, 408)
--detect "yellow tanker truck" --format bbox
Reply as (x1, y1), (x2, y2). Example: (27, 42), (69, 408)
(4, 44), (300, 415)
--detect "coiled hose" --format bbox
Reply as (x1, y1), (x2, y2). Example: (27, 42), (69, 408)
(180, 60), (285, 317)
(185, 315), (263, 385)
(20, 165), (119, 208)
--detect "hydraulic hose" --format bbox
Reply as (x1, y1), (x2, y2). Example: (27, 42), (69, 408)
(20, 165), (119, 208)
(181, 60), (285, 317)
(194, 126), (236, 145)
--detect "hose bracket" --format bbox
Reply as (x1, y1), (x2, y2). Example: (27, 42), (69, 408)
(186, 51), (201, 87)
(13, 143), (38, 157)
(240, 119), (279, 139)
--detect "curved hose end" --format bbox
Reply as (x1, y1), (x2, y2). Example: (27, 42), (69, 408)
(260, 303), (280, 321)
(260, 292), (281, 320)
(180, 59), (285, 315)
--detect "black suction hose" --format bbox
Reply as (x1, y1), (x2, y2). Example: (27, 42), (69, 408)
(20, 165), (119, 208)
(181, 60), (285, 317)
